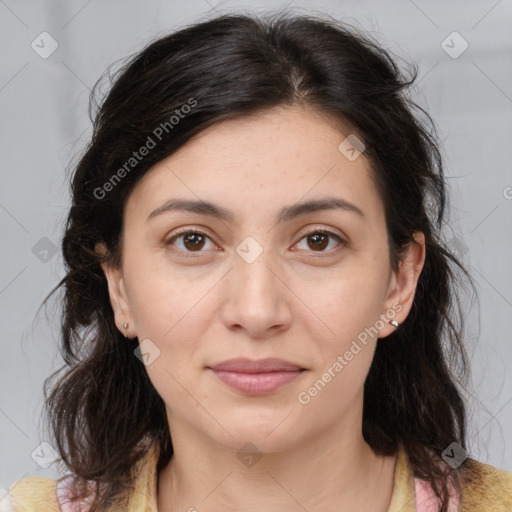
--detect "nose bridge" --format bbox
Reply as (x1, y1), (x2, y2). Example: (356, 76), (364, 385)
(221, 233), (291, 335)
(234, 234), (279, 298)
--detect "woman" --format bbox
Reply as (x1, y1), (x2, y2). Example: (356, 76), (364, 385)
(4, 10), (512, 512)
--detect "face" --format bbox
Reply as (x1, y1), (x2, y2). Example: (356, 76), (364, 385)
(98, 105), (424, 454)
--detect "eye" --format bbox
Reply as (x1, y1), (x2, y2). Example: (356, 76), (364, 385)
(294, 229), (345, 254)
(165, 227), (346, 258)
(165, 228), (216, 256)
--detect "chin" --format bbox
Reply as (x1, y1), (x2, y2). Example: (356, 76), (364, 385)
(210, 412), (301, 453)
(218, 430), (297, 456)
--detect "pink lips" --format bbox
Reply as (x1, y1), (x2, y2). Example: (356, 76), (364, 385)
(207, 358), (306, 395)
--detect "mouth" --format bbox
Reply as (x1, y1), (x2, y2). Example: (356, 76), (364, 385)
(206, 358), (307, 395)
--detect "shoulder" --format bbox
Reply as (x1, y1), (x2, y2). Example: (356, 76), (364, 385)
(414, 458), (512, 512)
(2, 476), (59, 511)
(459, 458), (512, 511)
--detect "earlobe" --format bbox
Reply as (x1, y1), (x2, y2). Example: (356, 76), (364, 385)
(379, 232), (426, 338)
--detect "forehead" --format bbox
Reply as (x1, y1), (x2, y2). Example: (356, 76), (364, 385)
(124, 105), (384, 227)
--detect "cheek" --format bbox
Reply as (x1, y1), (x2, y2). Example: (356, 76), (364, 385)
(123, 248), (216, 340)
(301, 262), (389, 345)
(128, 279), (208, 415)
(121, 258), (211, 411)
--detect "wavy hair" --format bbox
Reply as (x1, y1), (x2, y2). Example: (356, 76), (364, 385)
(41, 11), (473, 511)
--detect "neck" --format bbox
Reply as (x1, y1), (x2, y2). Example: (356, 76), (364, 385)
(157, 415), (397, 512)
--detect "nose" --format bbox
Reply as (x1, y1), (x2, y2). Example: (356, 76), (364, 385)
(220, 243), (292, 340)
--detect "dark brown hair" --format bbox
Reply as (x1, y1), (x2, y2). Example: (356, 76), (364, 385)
(41, 10), (473, 511)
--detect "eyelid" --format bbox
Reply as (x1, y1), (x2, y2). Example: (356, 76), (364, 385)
(297, 224), (347, 242)
(165, 226), (213, 241)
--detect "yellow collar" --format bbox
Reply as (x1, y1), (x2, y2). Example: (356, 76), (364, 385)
(387, 444), (417, 512)
(125, 438), (160, 511)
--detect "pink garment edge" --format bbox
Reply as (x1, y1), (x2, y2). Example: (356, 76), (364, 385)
(56, 475), (94, 512)
(414, 476), (460, 512)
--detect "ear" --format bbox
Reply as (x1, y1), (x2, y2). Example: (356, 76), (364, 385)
(378, 232), (426, 338)
(95, 242), (136, 338)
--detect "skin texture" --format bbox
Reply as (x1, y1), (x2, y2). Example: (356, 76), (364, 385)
(97, 105), (425, 511)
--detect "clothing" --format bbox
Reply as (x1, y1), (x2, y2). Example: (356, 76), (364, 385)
(3, 440), (512, 511)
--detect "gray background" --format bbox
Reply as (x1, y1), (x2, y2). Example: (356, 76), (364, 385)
(1, 0), (511, 492)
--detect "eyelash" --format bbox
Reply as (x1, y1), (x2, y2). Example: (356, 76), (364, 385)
(164, 227), (346, 258)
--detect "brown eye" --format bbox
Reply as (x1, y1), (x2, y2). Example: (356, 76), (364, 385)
(165, 229), (215, 255)
(182, 232), (206, 251)
(307, 232), (329, 251)
(295, 230), (344, 253)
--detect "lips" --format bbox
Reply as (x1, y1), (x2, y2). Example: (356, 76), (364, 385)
(207, 358), (306, 395)
(209, 357), (304, 373)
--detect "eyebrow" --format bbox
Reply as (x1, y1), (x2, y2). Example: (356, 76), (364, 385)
(146, 196), (365, 224)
